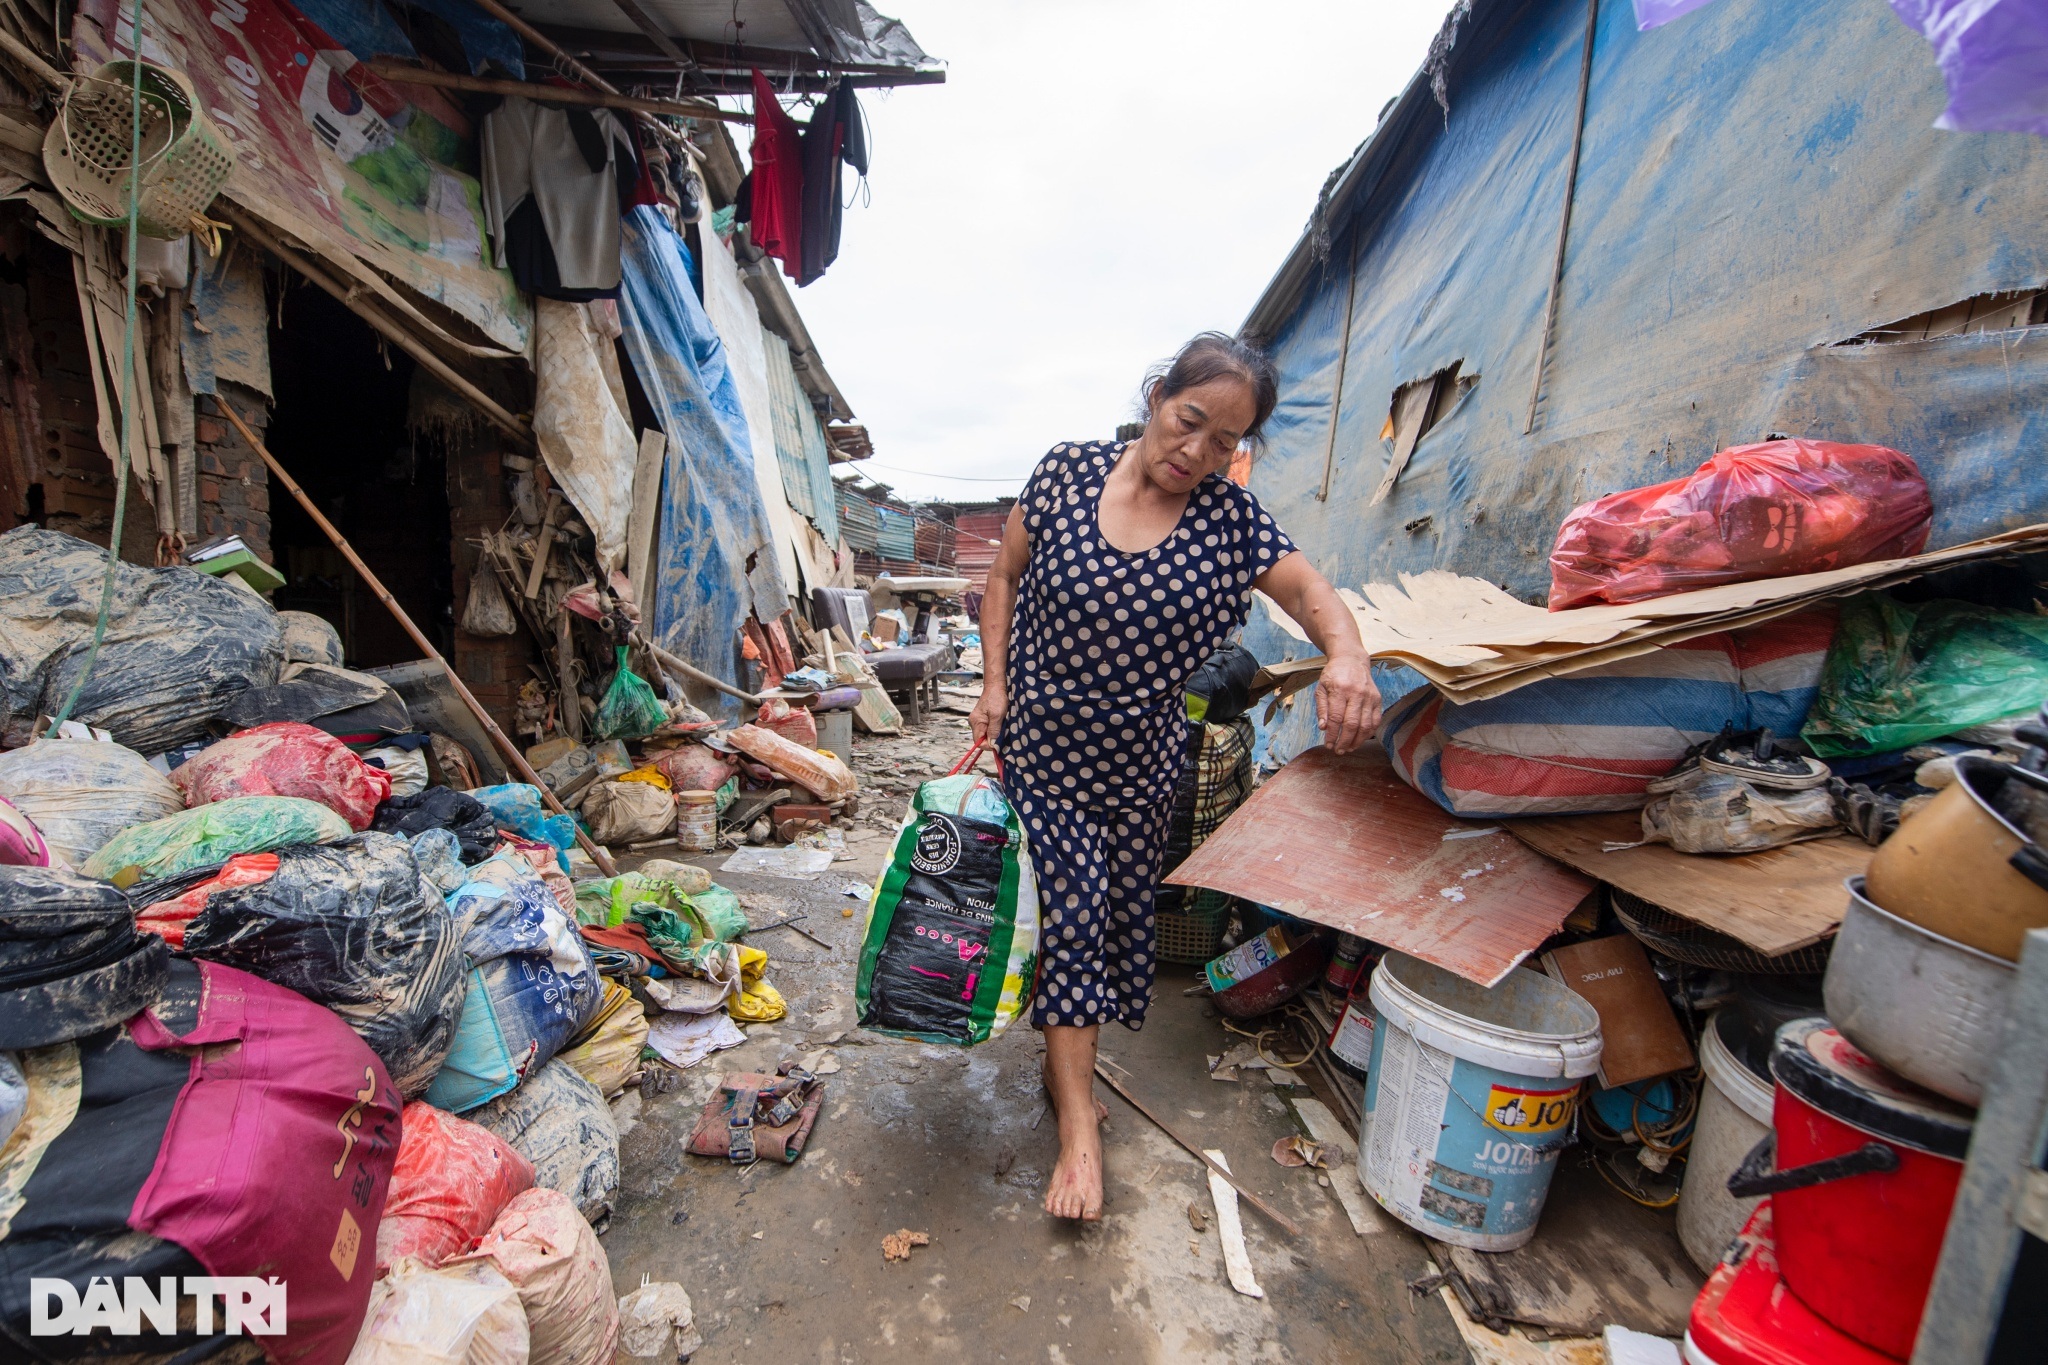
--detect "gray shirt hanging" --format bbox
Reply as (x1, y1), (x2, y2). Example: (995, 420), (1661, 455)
(480, 98), (636, 296)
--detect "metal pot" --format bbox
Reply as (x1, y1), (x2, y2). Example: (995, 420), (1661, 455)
(1863, 755), (2048, 962)
(1823, 876), (2015, 1106)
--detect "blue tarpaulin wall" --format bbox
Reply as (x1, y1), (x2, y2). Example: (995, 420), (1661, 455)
(1244, 0), (2048, 759)
(617, 206), (786, 701)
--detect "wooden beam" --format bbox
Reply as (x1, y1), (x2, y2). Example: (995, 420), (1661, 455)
(607, 0), (697, 70)
(455, 0), (694, 149)
(361, 61), (748, 122)
(215, 397), (618, 877)
(529, 23), (944, 79)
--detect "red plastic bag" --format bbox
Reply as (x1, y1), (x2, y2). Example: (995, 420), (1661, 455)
(756, 698), (818, 748)
(1547, 439), (1932, 611)
(376, 1101), (536, 1274)
(171, 721), (395, 830)
(134, 851), (279, 947)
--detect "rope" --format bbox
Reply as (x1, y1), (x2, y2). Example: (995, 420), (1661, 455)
(51, 11), (143, 728)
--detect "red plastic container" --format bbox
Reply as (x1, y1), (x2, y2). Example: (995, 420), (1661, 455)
(1685, 1203), (1900, 1365)
(1762, 1020), (1972, 1360)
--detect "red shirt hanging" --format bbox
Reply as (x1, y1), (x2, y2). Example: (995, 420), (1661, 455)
(748, 69), (805, 274)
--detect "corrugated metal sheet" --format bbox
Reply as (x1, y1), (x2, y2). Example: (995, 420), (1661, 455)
(913, 513), (956, 571)
(875, 505), (918, 561)
(952, 506), (1011, 596)
(1240, 0), (2048, 761)
(836, 483), (882, 552)
(762, 330), (840, 545)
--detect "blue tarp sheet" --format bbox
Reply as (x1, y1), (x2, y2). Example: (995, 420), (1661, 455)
(618, 206), (786, 698)
(1243, 0), (2048, 762)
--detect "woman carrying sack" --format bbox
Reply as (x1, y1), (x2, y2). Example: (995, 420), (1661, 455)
(971, 332), (1381, 1221)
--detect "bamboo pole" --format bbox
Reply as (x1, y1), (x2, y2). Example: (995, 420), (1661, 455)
(640, 635), (761, 707)
(1094, 1063), (1304, 1238)
(0, 29), (68, 90)
(456, 0), (696, 150)
(215, 397), (618, 877)
(218, 207), (535, 450)
(361, 61), (746, 123)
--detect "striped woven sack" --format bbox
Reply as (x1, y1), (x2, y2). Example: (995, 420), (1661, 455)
(1383, 608), (1837, 818)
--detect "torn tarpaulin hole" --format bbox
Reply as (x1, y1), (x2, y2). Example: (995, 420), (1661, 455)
(1425, 0), (1476, 118)
(1832, 288), (2046, 346)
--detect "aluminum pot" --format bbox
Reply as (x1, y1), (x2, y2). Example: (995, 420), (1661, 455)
(1823, 876), (2015, 1106)
(1864, 756), (2048, 961)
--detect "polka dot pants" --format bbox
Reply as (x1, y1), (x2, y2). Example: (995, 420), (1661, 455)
(1009, 782), (1173, 1031)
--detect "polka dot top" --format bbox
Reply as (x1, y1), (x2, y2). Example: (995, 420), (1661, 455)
(997, 440), (1298, 809)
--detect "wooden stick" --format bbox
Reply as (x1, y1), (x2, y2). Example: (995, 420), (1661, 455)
(452, 0), (696, 150)
(640, 635), (762, 707)
(1522, 0), (1600, 435)
(1093, 1063), (1303, 1238)
(0, 28), (67, 91)
(361, 61), (746, 123)
(215, 397), (617, 876)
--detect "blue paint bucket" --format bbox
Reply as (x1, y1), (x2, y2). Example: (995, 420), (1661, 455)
(1360, 952), (1603, 1251)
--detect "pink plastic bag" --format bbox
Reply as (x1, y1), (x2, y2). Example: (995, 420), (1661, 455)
(0, 795), (52, 867)
(1547, 439), (1932, 610)
(171, 721), (395, 830)
(756, 698), (818, 748)
(376, 1101), (536, 1274)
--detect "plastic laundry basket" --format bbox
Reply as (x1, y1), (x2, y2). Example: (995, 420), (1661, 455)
(44, 61), (234, 239)
(1155, 887), (1232, 964)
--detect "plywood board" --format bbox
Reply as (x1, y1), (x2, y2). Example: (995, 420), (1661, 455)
(1432, 1159), (1704, 1338)
(1510, 813), (1866, 955)
(1165, 746), (1594, 987)
(1541, 936), (1695, 1087)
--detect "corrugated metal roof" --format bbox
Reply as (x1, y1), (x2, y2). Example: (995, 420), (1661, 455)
(763, 330), (840, 545)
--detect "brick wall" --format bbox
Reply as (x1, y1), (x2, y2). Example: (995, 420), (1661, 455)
(193, 387), (272, 560)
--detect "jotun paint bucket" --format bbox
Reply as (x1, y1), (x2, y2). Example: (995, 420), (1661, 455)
(1361, 952), (1603, 1250)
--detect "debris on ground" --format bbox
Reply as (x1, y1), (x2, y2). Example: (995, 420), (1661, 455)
(1271, 1135), (1333, 1169)
(882, 1229), (931, 1262)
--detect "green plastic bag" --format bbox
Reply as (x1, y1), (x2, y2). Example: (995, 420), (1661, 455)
(592, 647), (667, 741)
(854, 769), (1039, 1047)
(1801, 594), (2048, 756)
(82, 795), (353, 888)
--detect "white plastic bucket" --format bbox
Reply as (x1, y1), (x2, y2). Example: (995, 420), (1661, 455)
(1360, 952), (1603, 1251)
(1677, 1009), (1775, 1273)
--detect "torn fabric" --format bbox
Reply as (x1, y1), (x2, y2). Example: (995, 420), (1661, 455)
(533, 298), (638, 573)
(695, 225), (813, 596)
(616, 207), (785, 699)
(182, 243), (273, 400)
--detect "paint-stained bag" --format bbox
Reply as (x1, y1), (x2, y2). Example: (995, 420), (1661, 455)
(854, 748), (1038, 1046)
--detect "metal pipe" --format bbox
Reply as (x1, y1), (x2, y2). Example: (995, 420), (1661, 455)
(362, 61), (745, 123)
(641, 635), (762, 707)
(216, 397), (618, 877)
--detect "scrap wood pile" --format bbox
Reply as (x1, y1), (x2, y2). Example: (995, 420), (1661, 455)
(0, 525), (872, 1363)
(1177, 436), (2048, 1351)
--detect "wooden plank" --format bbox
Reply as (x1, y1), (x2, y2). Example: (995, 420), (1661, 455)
(625, 428), (666, 613)
(1290, 1098), (1393, 1237)
(1541, 935), (1695, 1087)
(1431, 1159), (1703, 1338)
(1204, 1149), (1263, 1299)
(1166, 746), (1593, 987)
(1509, 812), (1863, 955)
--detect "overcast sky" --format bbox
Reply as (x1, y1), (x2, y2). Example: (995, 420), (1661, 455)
(759, 0), (1452, 503)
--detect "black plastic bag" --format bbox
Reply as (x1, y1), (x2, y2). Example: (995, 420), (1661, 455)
(181, 832), (463, 1097)
(0, 864), (167, 1049)
(372, 786), (500, 862)
(1185, 643), (1259, 724)
(224, 663), (413, 739)
(0, 527), (283, 753)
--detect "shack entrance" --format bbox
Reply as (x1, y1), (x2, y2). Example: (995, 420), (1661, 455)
(264, 280), (452, 669)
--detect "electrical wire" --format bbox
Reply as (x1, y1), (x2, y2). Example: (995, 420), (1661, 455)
(50, 1), (141, 728)
(1221, 1002), (1322, 1071)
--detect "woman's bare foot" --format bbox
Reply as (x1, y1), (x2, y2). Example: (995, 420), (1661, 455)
(1042, 1063), (1108, 1123)
(1045, 1107), (1104, 1220)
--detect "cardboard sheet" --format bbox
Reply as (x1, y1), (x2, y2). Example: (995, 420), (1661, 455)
(1164, 746), (1593, 987)
(1262, 521), (2048, 702)
(1509, 813), (1867, 955)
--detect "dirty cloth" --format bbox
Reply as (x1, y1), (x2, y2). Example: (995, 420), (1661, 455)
(745, 68), (805, 276)
(1000, 441), (1297, 809)
(1007, 783), (1172, 1031)
(534, 297), (639, 571)
(645, 1009), (745, 1068)
(480, 97), (636, 297)
(797, 78), (868, 286)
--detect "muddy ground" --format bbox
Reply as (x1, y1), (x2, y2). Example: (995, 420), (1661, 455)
(596, 693), (1469, 1364)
